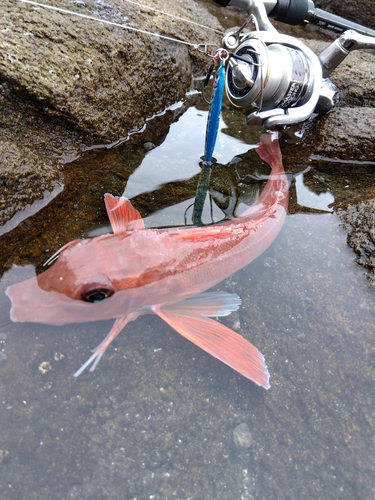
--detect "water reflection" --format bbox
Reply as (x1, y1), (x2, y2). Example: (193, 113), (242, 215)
(123, 105), (256, 200)
(0, 184), (64, 237)
(295, 170), (335, 211)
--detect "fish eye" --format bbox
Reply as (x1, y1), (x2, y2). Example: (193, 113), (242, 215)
(81, 288), (114, 303)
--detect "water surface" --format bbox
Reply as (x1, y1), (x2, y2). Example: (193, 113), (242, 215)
(0, 89), (374, 500)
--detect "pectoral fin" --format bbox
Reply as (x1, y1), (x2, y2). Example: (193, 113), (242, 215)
(155, 303), (270, 389)
(161, 291), (241, 317)
(74, 312), (140, 377)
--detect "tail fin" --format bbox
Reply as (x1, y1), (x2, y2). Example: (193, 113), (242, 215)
(256, 131), (283, 173)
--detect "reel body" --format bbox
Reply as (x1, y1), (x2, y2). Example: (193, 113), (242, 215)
(224, 33), (322, 128)
(218, 0), (375, 129)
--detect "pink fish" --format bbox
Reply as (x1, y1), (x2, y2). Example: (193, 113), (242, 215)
(6, 132), (288, 389)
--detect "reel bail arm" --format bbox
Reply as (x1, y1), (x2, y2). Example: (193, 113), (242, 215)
(318, 30), (375, 78)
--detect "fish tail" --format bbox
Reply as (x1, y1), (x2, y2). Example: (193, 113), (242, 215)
(256, 131), (284, 173)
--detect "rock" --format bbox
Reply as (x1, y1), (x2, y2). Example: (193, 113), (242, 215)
(337, 199), (375, 285)
(225, 422), (253, 451)
(1, 0), (221, 143)
(300, 106), (375, 161)
(143, 142), (156, 151)
(0, 0), (222, 226)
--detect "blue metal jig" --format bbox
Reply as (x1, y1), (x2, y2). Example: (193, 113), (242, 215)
(204, 58), (226, 164)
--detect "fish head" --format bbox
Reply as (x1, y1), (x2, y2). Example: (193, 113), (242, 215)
(36, 237), (118, 300)
(6, 235), (139, 325)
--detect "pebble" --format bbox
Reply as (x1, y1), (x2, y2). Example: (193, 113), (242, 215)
(297, 332), (307, 344)
(143, 142), (156, 151)
(38, 361), (52, 374)
(264, 257), (278, 268)
(225, 422), (253, 451)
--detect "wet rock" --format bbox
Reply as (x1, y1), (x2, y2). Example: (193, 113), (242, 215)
(337, 199), (375, 284)
(225, 422), (253, 451)
(0, 0), (222, 226)
(301, 106), (375, 162)
(1, 0), (220, 143)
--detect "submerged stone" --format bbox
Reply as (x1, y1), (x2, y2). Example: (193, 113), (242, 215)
(225, 422), (253, 451)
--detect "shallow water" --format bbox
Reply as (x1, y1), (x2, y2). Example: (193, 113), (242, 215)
(1, 44), (375, 500)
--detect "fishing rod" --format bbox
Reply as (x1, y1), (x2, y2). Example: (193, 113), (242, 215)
(214, 0), (375, 37)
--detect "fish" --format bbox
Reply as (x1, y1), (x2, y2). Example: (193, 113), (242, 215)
(6, 132), (288, 389)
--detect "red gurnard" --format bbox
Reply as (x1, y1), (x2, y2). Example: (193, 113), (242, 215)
(6, 132), (288, 389)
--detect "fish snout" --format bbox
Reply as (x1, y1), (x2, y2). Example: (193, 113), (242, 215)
(6, 276), (61, 323)
(6, 276), (86, 325)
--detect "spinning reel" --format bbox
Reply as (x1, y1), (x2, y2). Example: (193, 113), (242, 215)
(213, 0), (375, 129)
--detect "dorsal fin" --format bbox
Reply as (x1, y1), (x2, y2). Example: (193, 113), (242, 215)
(104, 193), (145, 234)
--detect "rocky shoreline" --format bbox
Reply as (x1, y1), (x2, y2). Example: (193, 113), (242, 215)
(1, 0), (221, 223)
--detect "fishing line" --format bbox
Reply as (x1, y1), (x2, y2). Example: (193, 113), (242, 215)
(251, 14), (265, 114)
(18, 0), (221, 55)
(122, 0), (223, 34)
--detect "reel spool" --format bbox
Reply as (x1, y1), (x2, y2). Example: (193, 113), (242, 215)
(222, 31), (324, 129)
(226, 40), (314, 111)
